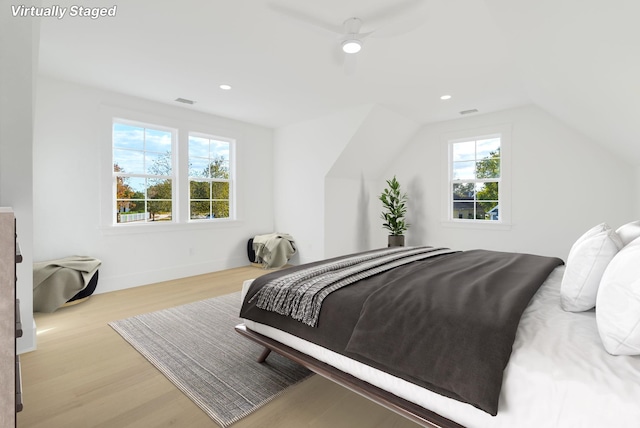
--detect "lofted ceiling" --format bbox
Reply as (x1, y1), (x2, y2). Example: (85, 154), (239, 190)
(37, 0), (640, 164)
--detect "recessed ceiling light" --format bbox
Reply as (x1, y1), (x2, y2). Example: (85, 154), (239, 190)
(219, 84), (232, 90)
(341, 39), (362, 54)
(440, 95), (452, 100)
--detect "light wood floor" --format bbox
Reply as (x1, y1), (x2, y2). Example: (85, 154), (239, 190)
(17, 265), (420, 428)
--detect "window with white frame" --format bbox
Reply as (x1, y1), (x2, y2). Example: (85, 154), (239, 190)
(449, 135), (501, 222)
(112, 120), (175, 224)
(188, 133), (233, 220)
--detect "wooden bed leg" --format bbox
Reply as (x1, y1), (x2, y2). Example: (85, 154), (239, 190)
(257, 347), (272, 363)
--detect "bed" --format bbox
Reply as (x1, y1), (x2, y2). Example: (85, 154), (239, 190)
(236, 238), (640, 427)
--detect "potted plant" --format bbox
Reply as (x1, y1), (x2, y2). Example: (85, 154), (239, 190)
(379, 175), (409, 247)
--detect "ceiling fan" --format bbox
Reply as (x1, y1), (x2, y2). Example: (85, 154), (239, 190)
(268, 0), (427, 74)
(339, 17), (370, 55)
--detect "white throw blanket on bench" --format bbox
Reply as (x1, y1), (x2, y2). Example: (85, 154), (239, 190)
(33, 256), (101, 312)
(253, 233), (296, 269)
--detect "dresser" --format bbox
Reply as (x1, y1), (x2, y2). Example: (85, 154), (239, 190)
(0, 208), (22, 427)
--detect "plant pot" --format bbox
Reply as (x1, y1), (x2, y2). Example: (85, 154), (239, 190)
(388, 235), (405, 247)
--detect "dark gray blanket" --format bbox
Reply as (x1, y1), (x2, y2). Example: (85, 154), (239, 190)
(345, 250), (562, 415)
(251, 246), (456, 326)
(240, 249), (563, 416)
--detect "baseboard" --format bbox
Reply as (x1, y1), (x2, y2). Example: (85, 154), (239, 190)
(250, 262), (292, 270)
(94, 256), (249, 294)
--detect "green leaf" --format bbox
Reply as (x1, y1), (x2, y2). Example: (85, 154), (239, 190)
(379, 175), (410, 235)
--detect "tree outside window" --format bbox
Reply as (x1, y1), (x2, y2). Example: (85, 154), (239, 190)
(188, 134), (233, 220)
(113, 121), (174, 223)
(451, 137), (500, 221)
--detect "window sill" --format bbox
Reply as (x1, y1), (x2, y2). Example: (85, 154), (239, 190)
(100, 219), (244, 235)
(441, 220), (512, 231)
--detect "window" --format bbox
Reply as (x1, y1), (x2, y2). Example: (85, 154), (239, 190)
(113, 120), (175, 224)
(449, 135), (501, 222)
(188, 134), (233, 220)
(109, 116), (237, 228)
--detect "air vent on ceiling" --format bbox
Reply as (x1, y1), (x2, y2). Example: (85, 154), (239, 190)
(459, 109), (478, 115)
(175, 97), (195, 105)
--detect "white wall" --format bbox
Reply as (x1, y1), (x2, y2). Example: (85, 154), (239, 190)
(325, 176), (378, 257)
(375, 104), (636, 260)
(324, 106), (420, 258)
(33, 76), (274, 294)
(31, 77), (637, 304)
(274, 104), (426, 262)
(273, 105), (373, 263)
(276, 103), (636, 263)
(0, 8), (38, 353)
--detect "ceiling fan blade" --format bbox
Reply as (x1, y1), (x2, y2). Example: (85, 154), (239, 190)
(267, 2), (342, 35)
(363, 0), (429, 37)
(357, 30), (375, 41)
(364, 0), (422, 24)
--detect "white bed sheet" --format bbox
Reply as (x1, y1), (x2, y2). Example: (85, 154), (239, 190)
(241, 266), (640, 427)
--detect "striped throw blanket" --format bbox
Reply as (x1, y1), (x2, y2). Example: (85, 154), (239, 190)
(250, 246), (456, 326)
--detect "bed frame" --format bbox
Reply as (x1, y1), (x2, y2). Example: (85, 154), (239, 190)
(235, 323), (464, 428)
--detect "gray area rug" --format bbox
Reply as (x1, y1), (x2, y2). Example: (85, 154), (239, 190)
(109, 291), (312, 427)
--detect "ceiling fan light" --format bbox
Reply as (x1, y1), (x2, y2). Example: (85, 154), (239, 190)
(342, 39), (362, 54)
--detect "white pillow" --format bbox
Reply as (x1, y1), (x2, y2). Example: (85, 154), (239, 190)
(596, 236), (640, 355)
(616, 220), (640, 247)
(561, 223), (623, 312)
